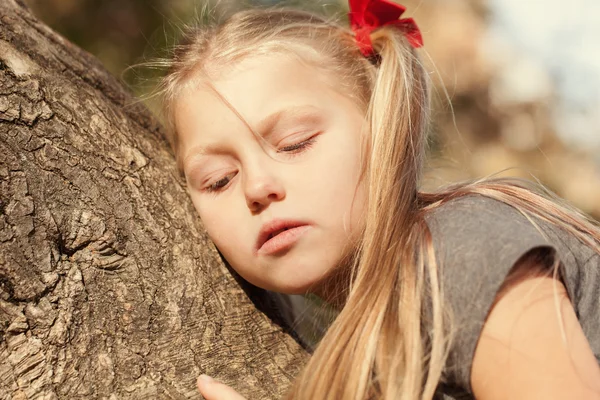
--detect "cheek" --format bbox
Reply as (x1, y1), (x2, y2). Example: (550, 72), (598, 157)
(325, 130), (367, 233)
(320, 137), (364, 203)
(191, 196), (245, 253)
(349, 177), (368, 230)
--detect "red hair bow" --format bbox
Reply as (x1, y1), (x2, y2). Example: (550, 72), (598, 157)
(349, 0), (423, 56)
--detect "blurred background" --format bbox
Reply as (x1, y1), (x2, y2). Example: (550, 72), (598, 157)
(23, 0), (600, 220)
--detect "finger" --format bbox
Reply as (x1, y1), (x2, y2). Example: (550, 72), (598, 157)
(197, 375), (247, 400)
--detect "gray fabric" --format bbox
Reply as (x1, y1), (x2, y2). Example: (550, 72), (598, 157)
(426, 195), (600, 399)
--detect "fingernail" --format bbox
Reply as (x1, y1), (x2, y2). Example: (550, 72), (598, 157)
(198, 374), (214, 384)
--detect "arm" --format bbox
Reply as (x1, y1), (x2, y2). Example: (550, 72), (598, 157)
(471, 250), (600, 399)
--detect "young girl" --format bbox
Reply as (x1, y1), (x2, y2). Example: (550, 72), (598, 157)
(157, 1), (600, 398)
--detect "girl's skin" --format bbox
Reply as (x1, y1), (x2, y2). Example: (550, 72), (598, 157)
(175, 55), (600, 400)
(176, 54), (367, 296)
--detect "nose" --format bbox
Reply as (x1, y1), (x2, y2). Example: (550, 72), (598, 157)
(243, 163), (285, 213)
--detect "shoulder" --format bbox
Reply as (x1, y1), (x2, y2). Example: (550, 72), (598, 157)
(424, 193), (600, 312)
(424, 194), (553, 276)
(423, 194), (555, 392)
(425, 194), (543, 234)
(424, 194), (600, 397)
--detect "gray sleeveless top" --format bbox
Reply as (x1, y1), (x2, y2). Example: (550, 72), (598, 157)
(426, 195), (600, 399)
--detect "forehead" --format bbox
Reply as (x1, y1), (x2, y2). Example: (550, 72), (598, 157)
(178, 53), (338, 117)
(174, 54), (354, 156)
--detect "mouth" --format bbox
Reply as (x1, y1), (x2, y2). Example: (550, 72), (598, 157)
(267, 227), (290, 240)
(256, 220), (311, 255)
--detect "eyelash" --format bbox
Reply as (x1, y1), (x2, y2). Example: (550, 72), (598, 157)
(202, 135), (318, 194)
(204, 173), (236, 193)
(277, 136), (317, 154)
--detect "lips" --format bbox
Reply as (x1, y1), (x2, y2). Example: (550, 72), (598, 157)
(256, 219), (311, 255)
(268, 227), (289, 239)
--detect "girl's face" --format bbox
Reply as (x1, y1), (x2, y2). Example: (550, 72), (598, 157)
(175, 54), (368, 294)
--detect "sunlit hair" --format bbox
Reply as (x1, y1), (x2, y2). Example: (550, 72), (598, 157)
(156, 6), (600, 399)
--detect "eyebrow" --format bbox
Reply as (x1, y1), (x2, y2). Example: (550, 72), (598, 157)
(255, 105), (321, 141)
(183, 105), (322, 169)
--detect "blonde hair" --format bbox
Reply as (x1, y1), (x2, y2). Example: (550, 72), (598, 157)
(156, 6), (600, 399)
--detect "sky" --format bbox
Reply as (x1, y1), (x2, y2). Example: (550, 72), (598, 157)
(487, 0), (600, 149)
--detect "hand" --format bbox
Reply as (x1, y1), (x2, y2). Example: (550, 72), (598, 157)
(197, 375), (247, 400)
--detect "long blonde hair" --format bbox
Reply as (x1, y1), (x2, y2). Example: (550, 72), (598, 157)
(157, 6), (600, 399)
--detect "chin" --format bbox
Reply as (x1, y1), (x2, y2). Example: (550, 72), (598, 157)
(269, 256), (347, 295)
(276, 273), (334, 295)
(242, 254), (340, 294)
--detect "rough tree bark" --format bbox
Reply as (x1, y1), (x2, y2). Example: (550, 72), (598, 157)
(0, 1), (308, 398)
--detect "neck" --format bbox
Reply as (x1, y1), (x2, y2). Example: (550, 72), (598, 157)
(311, 259), (354, 311)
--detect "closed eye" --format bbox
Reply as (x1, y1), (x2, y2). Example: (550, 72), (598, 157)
(204, 172), (236, 193)
(278, 135), (318, 154)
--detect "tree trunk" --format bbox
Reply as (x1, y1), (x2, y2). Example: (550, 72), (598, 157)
(0, 1), (308, 398)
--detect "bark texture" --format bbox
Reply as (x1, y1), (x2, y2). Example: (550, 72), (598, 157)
(0, 1), (308, 398)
